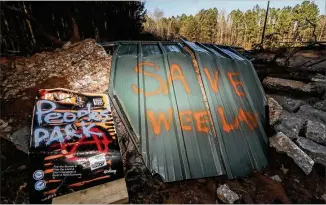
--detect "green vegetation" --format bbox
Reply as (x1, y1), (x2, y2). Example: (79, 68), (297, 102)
(144, 1), (326, 49)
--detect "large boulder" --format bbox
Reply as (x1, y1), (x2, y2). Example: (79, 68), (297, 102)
(296, 137), (326, 167)
(270, 132), (314, 175)
(305, 120), (326, 145)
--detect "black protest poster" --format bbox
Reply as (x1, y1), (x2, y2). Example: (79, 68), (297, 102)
(29, 88), (124, 203)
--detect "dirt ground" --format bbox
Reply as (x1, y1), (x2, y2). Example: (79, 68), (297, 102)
(1, 137), (325, 204)
(124, 143), (325, 204)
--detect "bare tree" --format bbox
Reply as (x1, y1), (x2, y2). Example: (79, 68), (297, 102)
(2, 3), (80, 46)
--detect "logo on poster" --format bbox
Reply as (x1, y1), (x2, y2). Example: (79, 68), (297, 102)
(33, 170), (44, 180)
(34, 180), (46, 191)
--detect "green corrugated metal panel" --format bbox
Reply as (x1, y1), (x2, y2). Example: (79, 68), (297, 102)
(109, 41), (268, 182)
(184, 41), (268, 178)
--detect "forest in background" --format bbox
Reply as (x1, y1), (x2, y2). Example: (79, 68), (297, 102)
(1, 1), (325, 55)
(144, 1), (326, 49)
(0, 1), (146, 55)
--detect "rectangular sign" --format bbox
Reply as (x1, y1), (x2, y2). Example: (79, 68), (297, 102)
(29, 88), (124, 203)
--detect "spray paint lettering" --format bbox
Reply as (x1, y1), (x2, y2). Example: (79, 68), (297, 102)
(132, 62), (191, 96)
(131, 62), (259, 136)
(146, 107), (258, 136)
(34, 100), (109, 147)
(29, 89), (123, 203)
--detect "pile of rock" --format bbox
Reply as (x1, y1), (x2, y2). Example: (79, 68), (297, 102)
(1, 39), (111, 101)
(267, 94), (326, 175)
(259, 48), (326, 175)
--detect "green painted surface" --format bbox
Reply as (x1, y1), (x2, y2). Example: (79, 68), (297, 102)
(190, 42), (268, 178)
(109, 41), (268, 182)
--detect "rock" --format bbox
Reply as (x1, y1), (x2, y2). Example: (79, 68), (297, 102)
(297, 105), (326, 124)
(310, 73), (326, 82)
(302, 81), (326, 95)
(0, 120), (13, 135)
(62, 41), (72, 49)
(216, 184), (240, 204)
(7, 127), (30, 153)
(263, 77), (326, 96)
(270, 175), (282, 182)
(280, 164), (289, 175)
(296, 137), (326, 167)
(4, 126), (12, 132)
(270, 132), (314, 175)
(274, 113), (305, 139)
(313, 100), (326, 112)
(268, 97), (283, 125)
(263, 77), (307, 93)
(281, 97), (304, 113)
(197, 179), (206, 183)
(305, 120), (326, 145)
(0, 121), (9, 130)
(322, 193), (326, 202)
(17, 165), (27, 171)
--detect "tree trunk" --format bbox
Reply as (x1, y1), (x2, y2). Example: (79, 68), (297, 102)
(65, 9), (80, 43)
(3, 4), (63, 46)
